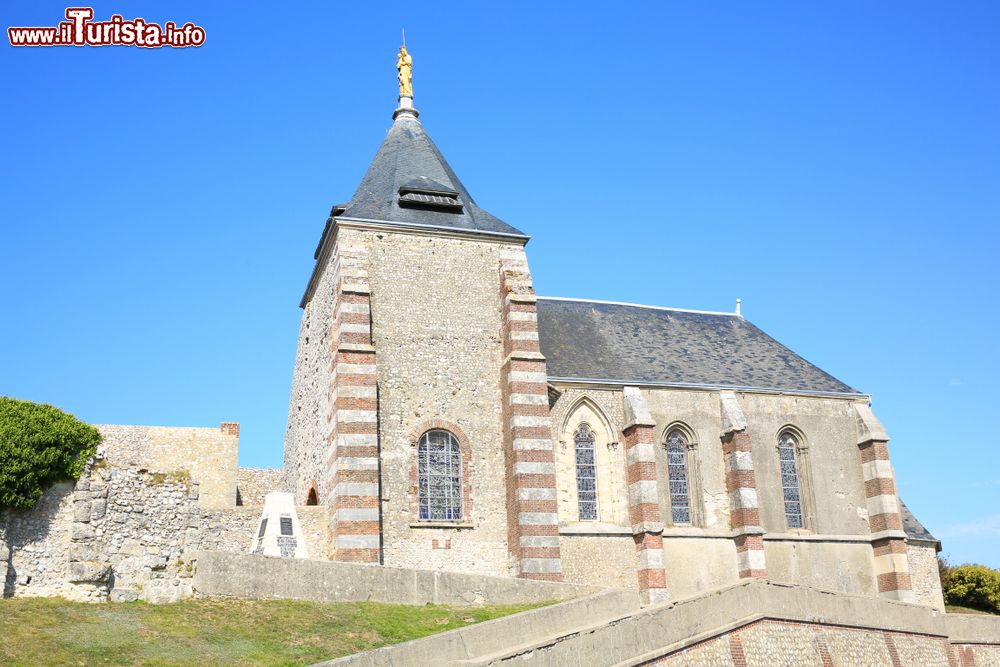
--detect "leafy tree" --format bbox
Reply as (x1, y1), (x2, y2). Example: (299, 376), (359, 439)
(944, 564), (1000, 614)
(938, 554), (954, 592)
(0, 397), (101, 511)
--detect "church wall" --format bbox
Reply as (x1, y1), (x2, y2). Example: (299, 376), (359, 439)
(908, 541), (945, 610)
(763, 539), (877, 596)
(551, 389), (629, 527)
(661, 536), (739, 598)
(642, 388), (732, 530)
(358, 228), (516, 576)
(283, 248), (338, 504)
(559, 534), (637, 590)
(548, 386), (889, 600)
(738, 393), (871, 536)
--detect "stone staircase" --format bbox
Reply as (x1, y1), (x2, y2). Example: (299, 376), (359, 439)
(312, 588), (642, 666)
(313, 579), (1000, 667)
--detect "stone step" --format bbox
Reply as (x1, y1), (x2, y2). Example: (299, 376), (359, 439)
(313, 587), (642, 666)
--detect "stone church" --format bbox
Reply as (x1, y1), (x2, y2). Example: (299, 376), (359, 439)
(281, 55), (942, 609)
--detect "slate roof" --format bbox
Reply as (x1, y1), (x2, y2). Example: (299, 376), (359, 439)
(901, 500), (939, 546)
(337, 111), (526, 238)
(536, 298), (861, 396)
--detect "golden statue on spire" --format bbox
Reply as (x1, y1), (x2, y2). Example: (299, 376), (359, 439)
(397, 44), (413, 98)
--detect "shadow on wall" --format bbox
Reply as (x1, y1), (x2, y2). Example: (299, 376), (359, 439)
(2, 481), (75, 597)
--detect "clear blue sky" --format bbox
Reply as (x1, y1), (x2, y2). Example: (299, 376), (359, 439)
(2, 2), (998, 567)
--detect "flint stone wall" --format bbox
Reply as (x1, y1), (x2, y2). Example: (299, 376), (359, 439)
(237, 468), (288, 506)
(908, 541), (946, 610)
(203, 504), (329, 561)
(96, 424), (238, 509)
(283, 239), (339, 503)
(3, 465), (201, 603)
(1, 423), (293, 603)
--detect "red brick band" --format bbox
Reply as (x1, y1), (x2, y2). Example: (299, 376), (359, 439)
(622, 396), (668, 605)
(859, 438), (912, 601)
(499, 251), (562, 580)
(721, 423), (767, 580)
(324, 244), (381, 563)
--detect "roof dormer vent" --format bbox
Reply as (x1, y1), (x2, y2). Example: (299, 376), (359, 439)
(398, 177), (463, 212)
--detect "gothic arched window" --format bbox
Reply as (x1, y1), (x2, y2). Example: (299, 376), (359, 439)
(574, 424), (598, 521)
(665, 428), (691, 524)
(418, 429), (463, 521)
(778, 431), (804, 529)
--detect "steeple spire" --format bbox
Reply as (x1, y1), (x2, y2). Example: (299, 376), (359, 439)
(394, 41), (418, 120)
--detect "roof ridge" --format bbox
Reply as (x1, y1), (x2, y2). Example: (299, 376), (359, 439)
(537, 296), (741, 318)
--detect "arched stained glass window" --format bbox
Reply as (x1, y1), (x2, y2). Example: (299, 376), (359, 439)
(574, 424), (598, 521)
(418, 429), (462, 521)
(665, 429), (691, 524)
(778, 432), (804, 529)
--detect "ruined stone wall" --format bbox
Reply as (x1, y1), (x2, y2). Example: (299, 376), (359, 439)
(3, 465), (202, 603)
(96, 424), (239, 509)
(358, 228), (516, 576)
(0, 527), (8, 589)
(908, 541), (945, 610)
(1, 465), (320, 603)
(0, 422), (266, 603)
(236, 468), (287, 506)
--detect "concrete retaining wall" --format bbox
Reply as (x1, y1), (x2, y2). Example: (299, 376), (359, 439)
(193, 550), (602, 607)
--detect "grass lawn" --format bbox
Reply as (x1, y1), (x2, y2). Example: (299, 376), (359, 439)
(946, 604), (999, 616)
(0, 596), (545, 667)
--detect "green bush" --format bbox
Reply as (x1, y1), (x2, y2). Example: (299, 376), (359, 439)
(0, 397), (101, 511)
(944, 564), (1000, 614)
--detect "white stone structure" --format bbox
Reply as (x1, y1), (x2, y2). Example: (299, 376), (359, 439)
(250, 492), (309, 559)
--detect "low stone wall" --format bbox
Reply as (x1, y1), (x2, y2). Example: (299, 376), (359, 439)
(236, 468), (287, 506)
(0, 526), (10, 591)
(3, 465), (202, 603)
(193, 550), (600, 607)
(0, 422), (329, 604)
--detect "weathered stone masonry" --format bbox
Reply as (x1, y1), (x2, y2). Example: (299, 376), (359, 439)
(499, 248), (563, 580)
(719, 391), (767, 580)
(325, 241), (382, 564)
(2, 424), (299, 603)
(622, 387), (669, 605)
(855, 403), (914, 602)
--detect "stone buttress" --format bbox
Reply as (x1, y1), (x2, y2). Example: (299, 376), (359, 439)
(854, 404), (914, 602)
(622, 386), (669, 605)
(325, 242), (381, 563)
(719, 391), (767, 579)
(499, 248), (564, 580)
